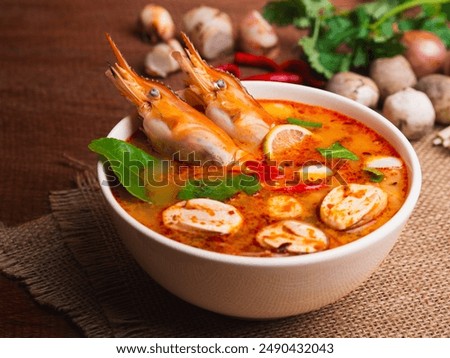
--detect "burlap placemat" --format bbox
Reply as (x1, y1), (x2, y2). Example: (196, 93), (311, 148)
(0, 130), (449, 337)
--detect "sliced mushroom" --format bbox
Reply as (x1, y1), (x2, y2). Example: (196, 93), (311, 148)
(182, 6), (234, 60)
(256, 220), (328, 254)
(144, 39), (183, 78)
(382, 87), (435, 140)
(266, 195), (303, 220)
(239, 10), (279, 58)
(162, 198), (243, 234)
(139, 4), (175, 43)
(365, 156), (403, 169)
(320, 184), (388, 230)
(326, 72), (380, 108)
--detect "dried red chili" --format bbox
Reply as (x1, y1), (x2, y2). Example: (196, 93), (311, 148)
(215, 63), (241, 78)
(234, 52), (281, 71)
(280, 59), (326, 88)
(242, 72), (303, 84)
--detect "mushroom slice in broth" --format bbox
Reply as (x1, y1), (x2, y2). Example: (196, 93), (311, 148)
(320, 184), (388, 231)
(162, 198), (243, 234)
(257, 220), (328, 254)
(366, 156), (403, 169)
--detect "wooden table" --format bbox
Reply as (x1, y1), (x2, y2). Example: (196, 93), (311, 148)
(0, 0), (358, 337)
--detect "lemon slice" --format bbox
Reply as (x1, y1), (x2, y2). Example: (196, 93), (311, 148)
(263, 124), (312, 159)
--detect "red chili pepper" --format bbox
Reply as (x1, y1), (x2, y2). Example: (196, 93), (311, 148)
(280, 59), (326, 88)
(215, 63), (241, 78)
(279, 59), (310, 74)
(244, 161), (284, 182)
(234, 52), (281, 71)
(242, 72), (303, 84)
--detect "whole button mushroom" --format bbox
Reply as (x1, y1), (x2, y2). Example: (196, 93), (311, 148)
(326, 72), (380, 108)
(415, 74), (450, 125)
(382, 87), (435, 140)
(370, 55), (417, 100)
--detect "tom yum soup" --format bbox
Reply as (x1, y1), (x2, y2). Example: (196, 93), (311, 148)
(91, 35), (408, 257)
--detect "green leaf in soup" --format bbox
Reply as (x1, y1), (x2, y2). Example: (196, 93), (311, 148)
(363, 167), (384, 183)
(287, 117), (322, 128)
(316, 142), (359, 160)
(178, 174), (261, 201)
(88, 137), (160, 203)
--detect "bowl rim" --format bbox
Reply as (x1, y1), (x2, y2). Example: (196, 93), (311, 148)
(97, 81), (422, 268)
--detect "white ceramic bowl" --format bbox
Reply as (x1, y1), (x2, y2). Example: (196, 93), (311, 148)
(97, 82), (421, 319)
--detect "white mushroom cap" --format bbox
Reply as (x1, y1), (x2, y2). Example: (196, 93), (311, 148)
(370, 55), (417, 100)
(326, 72), (380, 108)
(382, 87), (435, 140)
(415, 74), (450, 125)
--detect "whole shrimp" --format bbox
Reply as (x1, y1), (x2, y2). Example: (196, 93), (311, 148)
(105, 34), (247, 166)
(172, 33), (275, 155)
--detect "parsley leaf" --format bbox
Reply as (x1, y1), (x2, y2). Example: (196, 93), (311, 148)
(317, 142), (359, 160)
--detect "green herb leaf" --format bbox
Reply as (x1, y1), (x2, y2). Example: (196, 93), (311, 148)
(317, 142), (359, 160)
(89, 137), (160, 203)
(364, 167), (385, 183)
(266, 0), (450, 78)
(287, 117), (322, 128)
(263, 0), (304, 26)
(178, 174), (261, 201)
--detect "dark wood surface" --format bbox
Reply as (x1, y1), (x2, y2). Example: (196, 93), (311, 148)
(0, 0), (358, 337)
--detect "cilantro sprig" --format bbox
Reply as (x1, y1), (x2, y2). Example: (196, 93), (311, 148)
(263, 0), (450, 79)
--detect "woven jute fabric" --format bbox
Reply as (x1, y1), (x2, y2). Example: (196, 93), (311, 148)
(0, 131), (449, 337)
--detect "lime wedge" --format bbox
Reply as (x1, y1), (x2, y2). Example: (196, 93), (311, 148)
(263, 124), (312, 159)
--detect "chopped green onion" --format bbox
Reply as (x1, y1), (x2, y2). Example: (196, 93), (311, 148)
(363, 167), (384, 183)
(317, 142), (359, 160)
(287, 117), (323, 128)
